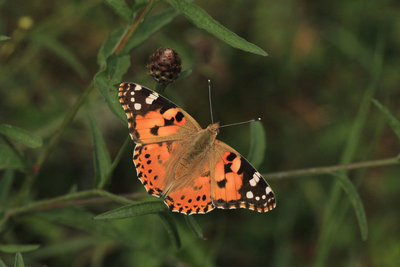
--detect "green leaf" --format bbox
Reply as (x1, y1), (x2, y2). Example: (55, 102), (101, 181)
(87, 112), (112, 188)
(104, 0), (133, 22)
(94, 54), (131, 122)
(97, 26), (127, 66)
(158, 212), (181, 249)
(0, 36), (10, 42)
(14, 253), (25, 267)
(94, 201), (167, 220)
(372, 99), (400, 141)
(184, 216), (204, 240)
(30, 33), (88, 77)
(36, 208), (135, 246)
(247, 121), (266, 169)
(0, 257), (6, 267)
(120, 8), (178, 55)
(0, 170), (14, 210)
(166, 0), (267, 56)
(332, 172), (368, 240)
(0, 244), (40, 253)
(0, 141), (24, 170)
(0, 124), (42, 148)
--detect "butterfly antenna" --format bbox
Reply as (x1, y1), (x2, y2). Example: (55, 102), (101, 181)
(219, 118), (261, 129)
(208, 79), (214, 124)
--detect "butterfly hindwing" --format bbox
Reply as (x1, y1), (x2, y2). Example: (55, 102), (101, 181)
(119, 82), (201, 144)
(211, 140), (276, 212)
(164, 160), (215, 215)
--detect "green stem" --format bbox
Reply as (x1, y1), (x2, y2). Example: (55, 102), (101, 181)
(264, 154), (400, 179)
(99, 136), (131, 189)
(8, 189), (135, 218)
(16, 82), (95, 204)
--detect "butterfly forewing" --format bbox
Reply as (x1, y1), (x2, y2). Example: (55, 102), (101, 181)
(118, 82), (201, 144)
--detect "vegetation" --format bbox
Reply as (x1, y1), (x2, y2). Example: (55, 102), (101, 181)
(1, 0), (400, 266)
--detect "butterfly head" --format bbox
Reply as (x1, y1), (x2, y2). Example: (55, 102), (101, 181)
(207, 123), (220, 136)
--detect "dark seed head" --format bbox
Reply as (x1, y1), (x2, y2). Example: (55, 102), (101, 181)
(146, 48), (182, 85)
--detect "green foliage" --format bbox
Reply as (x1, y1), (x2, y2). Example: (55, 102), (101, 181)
(94, 54), (131, 122)
(104, 0), (133, 22)
(0, 36), (10, 41)
(14, 253), (25, 267)
(1, 0), (400, 266)
(87, 112), (112, 188)
(0, 141), (24, 170)
(372, 99), (400, 141)
(332, 172), (368, 240)
(0, 244), (40, 253)
(247, 120), (266, 169)
(166, 0), (267, 56)
(94, 201), (167, 220)
(0, 124), (42, 148)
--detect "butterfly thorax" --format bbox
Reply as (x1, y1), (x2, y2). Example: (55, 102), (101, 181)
(173, 123), (219, 179)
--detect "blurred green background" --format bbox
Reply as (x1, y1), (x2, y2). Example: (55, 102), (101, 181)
(1, 0), (400, 266)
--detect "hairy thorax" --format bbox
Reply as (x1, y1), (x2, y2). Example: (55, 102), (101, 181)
(174, 123), (219, 179)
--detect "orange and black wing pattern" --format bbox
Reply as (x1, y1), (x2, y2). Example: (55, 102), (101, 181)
(118, 82), (201, 144)
(211, 140), (276, 213)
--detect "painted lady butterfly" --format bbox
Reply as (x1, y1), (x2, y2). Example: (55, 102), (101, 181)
(118, 82), (276, 215)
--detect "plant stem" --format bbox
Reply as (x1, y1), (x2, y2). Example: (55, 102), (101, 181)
(16, 82), (95, 204)
(99, 136), (131, 189)
(8, 189), (139, 218)
(265, 154), (400, 179)
(114, 1), (151, 55)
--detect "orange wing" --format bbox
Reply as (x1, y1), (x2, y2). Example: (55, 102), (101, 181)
(118, 82), (201, 144)
(134, 141), (215, 215)
(211, 140), (276, 213)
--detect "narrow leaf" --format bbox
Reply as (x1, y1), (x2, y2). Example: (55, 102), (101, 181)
(0, 142), (24, 170)
(0, 244), (40, 253)
(0, 124), (42, 148)
(87, 112), (112, 188)
(0, 36), (10, 41)
(158, 212), (181, 249)
(185, 216), (204, 240)
(372, 99), (400, 141)
(0, 170), (14, 210)
(94, 201), (167, 220)
(30, 33), (88, 77)
(332, 172), (368, 240)
(36, 208), (134, 246)
(97, 26), (127, 66)
(94, 54), (131, 122)
(247, 121), (266, 169)
(0, 257), (6, 267)
(166, 0), (267, 56)
(14, 253), (25, 267)
(120, 8), (178, 54)
(104, 0), (133, 22)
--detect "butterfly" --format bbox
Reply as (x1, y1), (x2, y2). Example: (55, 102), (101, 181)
(118, 82), (276, 215)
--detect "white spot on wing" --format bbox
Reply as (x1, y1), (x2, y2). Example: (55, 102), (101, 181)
(134, 85), (142, 91)
(262, 195), (266, 199)
(265, 187), (272, 194)
(130, 97), (135, 102)
(145, 93), (158, 105)
(255, 196), (260, 201)
(246, 191), (254, 199)
(130, 91), (135, 95)
(134, 103), (141, 110)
